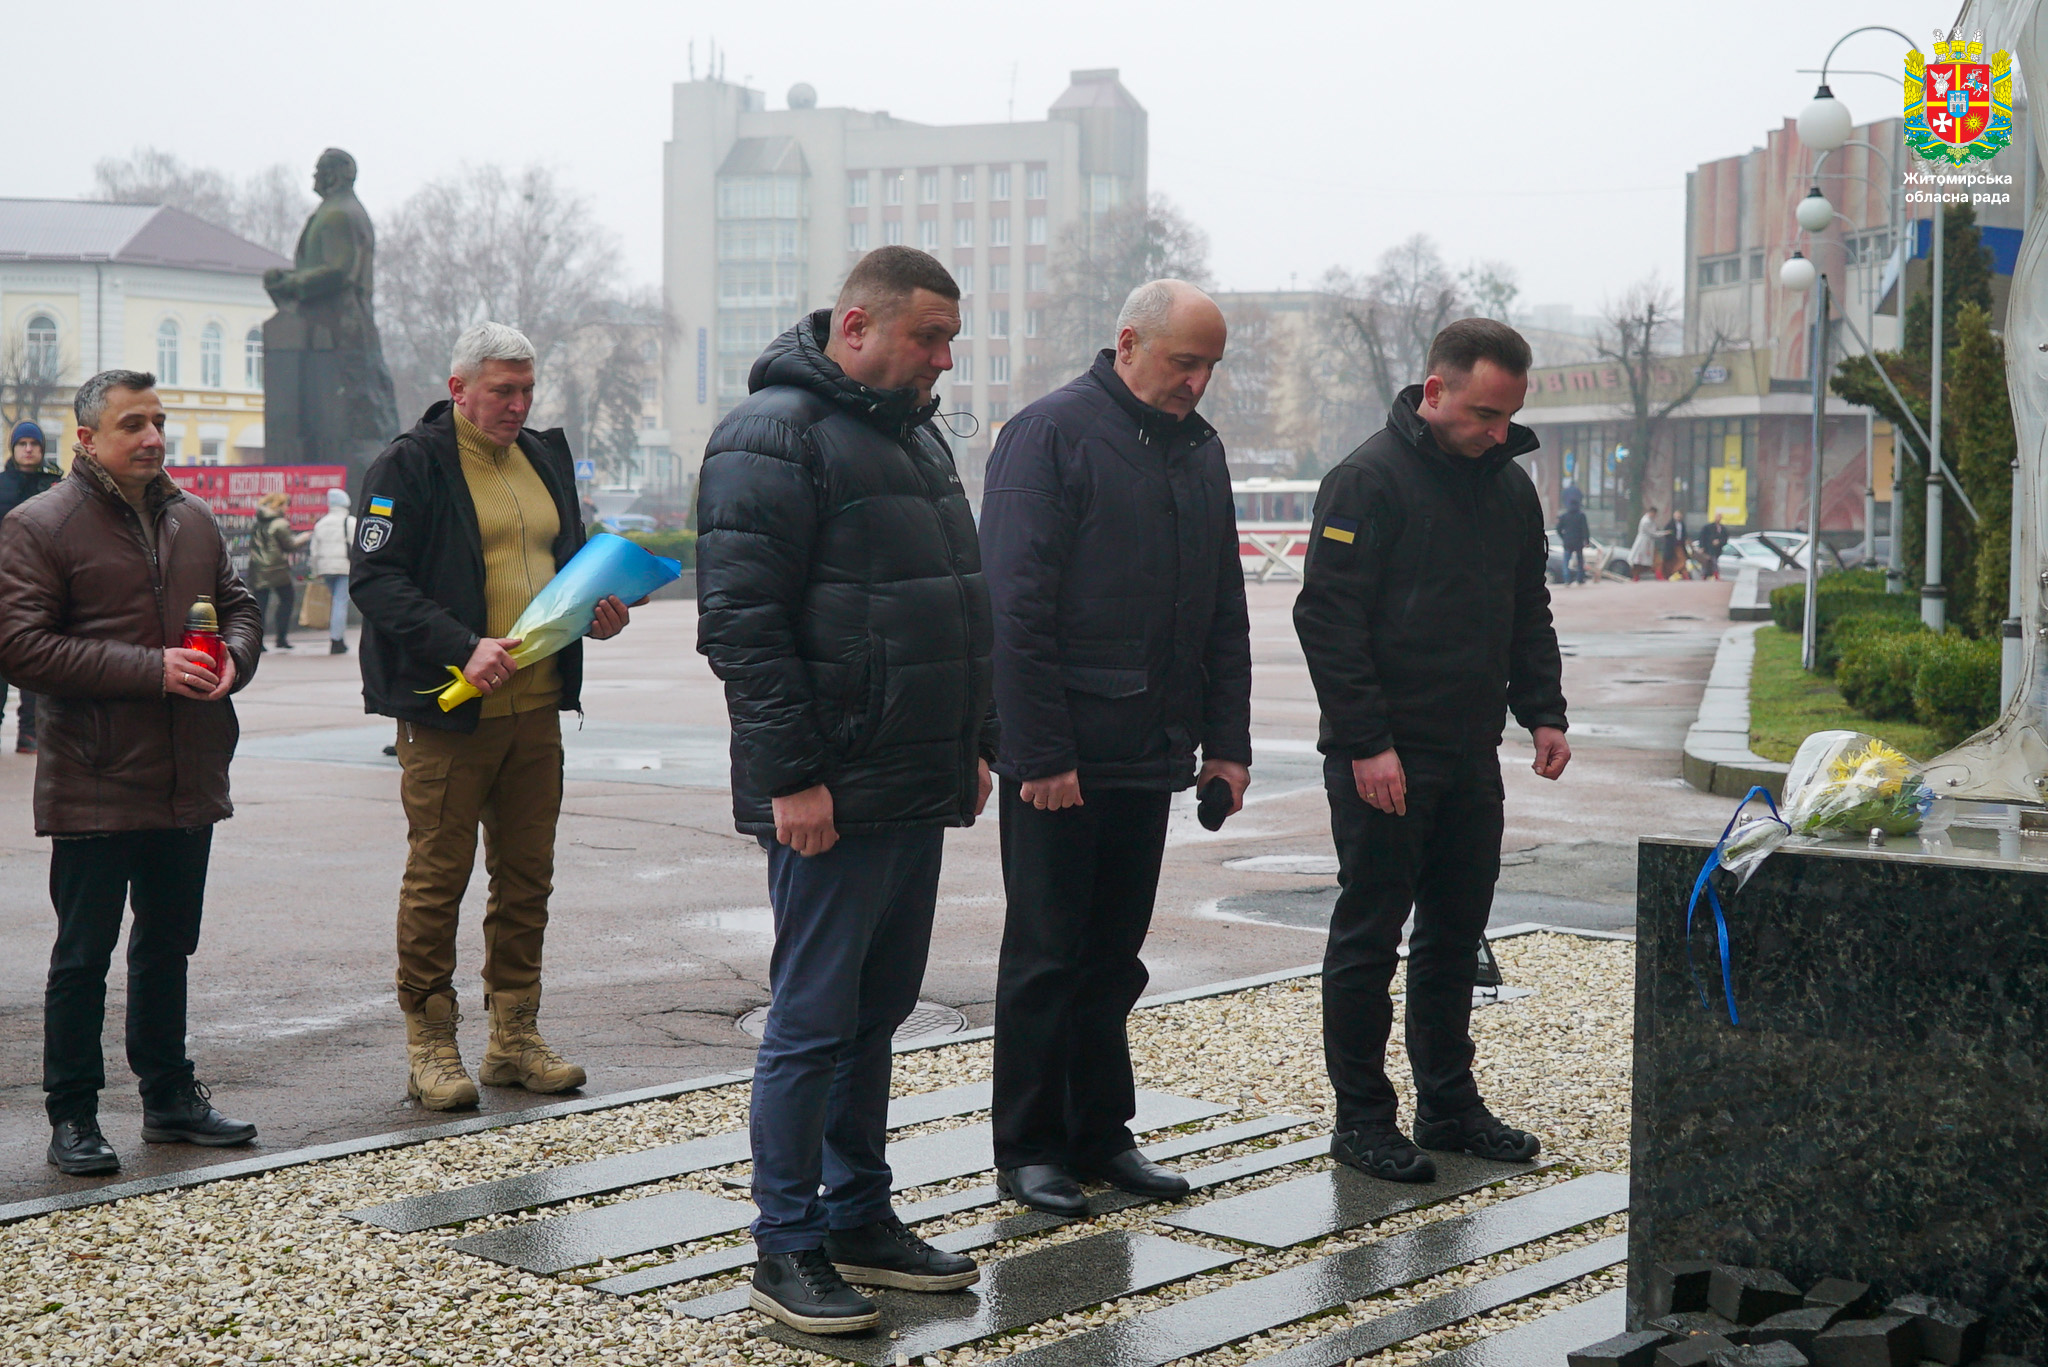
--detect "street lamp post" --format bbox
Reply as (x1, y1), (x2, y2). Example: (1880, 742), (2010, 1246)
(1925, 201), (1946, 631)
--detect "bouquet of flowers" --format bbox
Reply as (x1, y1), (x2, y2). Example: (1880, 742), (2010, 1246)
(1780, 729), (1934, 838)
(432, 533), (683, 712)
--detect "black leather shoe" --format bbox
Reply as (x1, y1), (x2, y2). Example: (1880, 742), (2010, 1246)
(996, 1164), (1089, 1217)
(47, 1119), (119, 1176)
(1076, 1148), (1190, 1199)
(749, 1248), (879, 1334)
(329, 640), (348, 655)
(825, 1214), (979, 1291)
(141, 1080), (257, 1147)
(1414, 1107), (1542, 1162)
(1331, 1127), (1437, 1183)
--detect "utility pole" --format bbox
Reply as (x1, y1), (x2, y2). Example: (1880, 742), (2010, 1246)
(1923, 202), (1946, 631)
(1802, 272), (1830, 672)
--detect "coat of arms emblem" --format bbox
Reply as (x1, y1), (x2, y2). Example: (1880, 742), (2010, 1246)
(1905, 32), (2013, 164)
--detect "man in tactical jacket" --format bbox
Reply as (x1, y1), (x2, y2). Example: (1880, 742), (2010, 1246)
(1294, 319), (1570, 1185)
(696, 246), (996, 1334)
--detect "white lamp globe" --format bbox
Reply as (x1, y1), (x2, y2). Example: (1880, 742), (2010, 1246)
(1796, 189), (1836, 233)
(1780, 252), (1818, 292)
(1798, 84), (1854, 152)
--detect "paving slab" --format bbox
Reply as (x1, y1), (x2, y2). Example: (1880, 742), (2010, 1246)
(997, 1173), (1628, 1367)
(611, 1114), (1308, 1301)
(1155, 1149), (1554, 1247)
(762, 1231), (1240, 1364)
(353, 1081), (994, 1232)
(1248, 1235), (1627, 1367)
(1414, 1287), (1627, 1365)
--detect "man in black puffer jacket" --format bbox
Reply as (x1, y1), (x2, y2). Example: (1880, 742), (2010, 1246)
(979, 280), (1251, 1217)
(696, 246), (994, 1335)
(1295, 318), (1569, 1188)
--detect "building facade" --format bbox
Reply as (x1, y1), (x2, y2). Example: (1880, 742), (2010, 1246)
(662, 69), (1147, 485)
(0, 200), (285, 464)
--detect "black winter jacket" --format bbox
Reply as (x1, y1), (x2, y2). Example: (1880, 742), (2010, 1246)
(0, 462), (62, 522)
(1294, 385), (1567, 760)
(981, 351), (1252, 789)
(695, 310), (996, 836)
(349, 402), (586, 733)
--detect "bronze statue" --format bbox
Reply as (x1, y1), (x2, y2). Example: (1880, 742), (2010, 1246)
(260, 148), (399, 479)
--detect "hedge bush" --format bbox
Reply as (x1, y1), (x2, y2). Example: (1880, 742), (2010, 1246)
(1912, 633), (2001, 743)
(623, 530), (696, 567)
(1767, 568), (1889, 630)
(1772, 582), (1921, 636)
(1836, 631), (1931, 721)
(1819, 613), (1926, 676)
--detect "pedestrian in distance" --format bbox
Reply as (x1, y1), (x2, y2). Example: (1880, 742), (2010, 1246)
(246, 491), (307, 650)
(1627, 503), (1659, 582)
(980, 279), (1251, 1218)
(1698, 515), (1729, 580)
(308, 487), (357, 653)
(697, 245), (996, 1335)
(1294, 319), (1570, 1186)
(0, 370), (263, 1176)
(1556, 483), (1589, 587)
(0, 420), (64, 753)
(352, 321), (635, 1113)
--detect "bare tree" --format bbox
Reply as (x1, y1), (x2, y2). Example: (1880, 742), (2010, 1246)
(1204, 299), (1290, 471)
(91, 147), (312, 256)
(1027, 194), (1212, 398)
(375, 164), (624, 420)
(1316, 235), (1467, 415)
(1596, 276), (1726, 525)
(0, 333), (69, 436)
(1460, 260), (1521, 323)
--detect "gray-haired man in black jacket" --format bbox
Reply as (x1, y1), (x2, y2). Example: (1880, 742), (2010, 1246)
(980, 279), (1252, 1217)
(1295, 318), (1569, 1186)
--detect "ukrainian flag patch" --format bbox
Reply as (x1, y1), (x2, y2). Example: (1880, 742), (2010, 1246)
(368, 496), (394, 517)
(1322, 515), (1359, 545)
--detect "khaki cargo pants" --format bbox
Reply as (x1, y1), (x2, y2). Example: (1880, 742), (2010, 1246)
(394, 708), (563, 1013)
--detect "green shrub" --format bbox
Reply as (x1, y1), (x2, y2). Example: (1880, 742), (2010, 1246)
(1912, 634), (2002, 743)
(1773, 583), (1921, 637)
(1817, 613), (1927, 676)
(1837, 632), (1931, 721)
(623, 530), (696, 567)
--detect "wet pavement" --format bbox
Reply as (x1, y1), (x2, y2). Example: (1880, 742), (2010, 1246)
(0, 575), (1735, 1201)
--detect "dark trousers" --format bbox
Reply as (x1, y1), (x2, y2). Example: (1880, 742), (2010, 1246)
(991, 781), (1171, 1170)
(1322, 747), (1502, 1132)
(44, 827), (213, 1123)
(250, 584), (293, 645)
(0, 678), (37, 740)
(749, 827), (942, 1253)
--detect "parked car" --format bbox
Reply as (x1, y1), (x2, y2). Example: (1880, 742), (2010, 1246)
(1545, 531), (1631, 583)
(1717, 531), (1810, 578)
(600, 513), (660, 534)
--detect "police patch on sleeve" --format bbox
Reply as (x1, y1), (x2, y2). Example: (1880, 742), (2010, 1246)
(359, 516), (393, 552)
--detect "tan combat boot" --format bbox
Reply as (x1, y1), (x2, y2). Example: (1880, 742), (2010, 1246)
(478, 985), (587, 1094)
(403, 993), (480, 1111)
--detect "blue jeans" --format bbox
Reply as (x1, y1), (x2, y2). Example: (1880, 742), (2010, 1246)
(1563, 546), (1586, 584)
(749, 827), (943, 1252)
(325, 574), (350, 640)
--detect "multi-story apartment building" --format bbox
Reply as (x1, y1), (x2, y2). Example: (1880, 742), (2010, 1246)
(662, 69), (1147, 485)
(0, 200), (284, 464)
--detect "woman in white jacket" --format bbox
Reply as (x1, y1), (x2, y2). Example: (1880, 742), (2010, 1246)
(1627, 504), (1660, 583)
(308, 488), (356, 654)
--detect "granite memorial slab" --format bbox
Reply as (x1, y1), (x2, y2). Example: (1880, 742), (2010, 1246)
(1155, 1149), (1554, 1247)
(877, 1089), (1225, 1193)
(354, 1082), (994, 1232)
(762, 1231), (1239, 1365)
(1629, 834), (2048, 1357)
(1414, 1288), (1627, 1365)
(1254, 1235), (1627, 1367)
(997, 1173), (1629, 1367)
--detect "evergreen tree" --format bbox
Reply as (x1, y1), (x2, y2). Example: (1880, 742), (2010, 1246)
(1946, 301), (2014, 638)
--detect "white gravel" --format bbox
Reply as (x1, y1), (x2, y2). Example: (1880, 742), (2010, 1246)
(0, 932), (1632, 1364)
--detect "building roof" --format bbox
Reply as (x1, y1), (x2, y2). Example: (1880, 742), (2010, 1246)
(1050, 69), (1145, 112)
(0, 199), (289, 276)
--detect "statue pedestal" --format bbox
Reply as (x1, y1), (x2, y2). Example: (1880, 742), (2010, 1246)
(1630, 831), (2048, 1356)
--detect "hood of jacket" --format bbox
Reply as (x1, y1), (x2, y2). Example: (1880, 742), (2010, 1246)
(750, 308), (941, 439)
(1384, 384), (1539, 478)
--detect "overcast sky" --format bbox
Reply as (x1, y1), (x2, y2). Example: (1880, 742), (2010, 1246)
(12, 0), (1933, 314)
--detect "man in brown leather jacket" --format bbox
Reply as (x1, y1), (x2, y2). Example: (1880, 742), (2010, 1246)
(0, 370), (264, 1176)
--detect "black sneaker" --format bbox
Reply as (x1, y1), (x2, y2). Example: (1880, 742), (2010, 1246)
(750, 1248), (880, 1334)
(825, 1214), (979, 1291)
(1331, 1127), (1437, 1183)
(47, 1118), (119, 1176)
(1414, 1106), (1542, 1162)
(329, 640), (348, 655)
(141, 1080), (257, 1146)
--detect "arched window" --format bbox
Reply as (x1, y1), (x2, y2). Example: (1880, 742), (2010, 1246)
(24, 315), (58, 382)
(156, 319), (180, 385)
(200, 322), (223, 388)
(245, 327), (263, 388)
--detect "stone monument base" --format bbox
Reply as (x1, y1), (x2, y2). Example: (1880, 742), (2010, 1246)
(1629, 829), (2048, 1357)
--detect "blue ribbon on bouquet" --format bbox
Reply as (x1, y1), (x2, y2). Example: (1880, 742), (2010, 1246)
(1686, 785), (1786, 1026)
